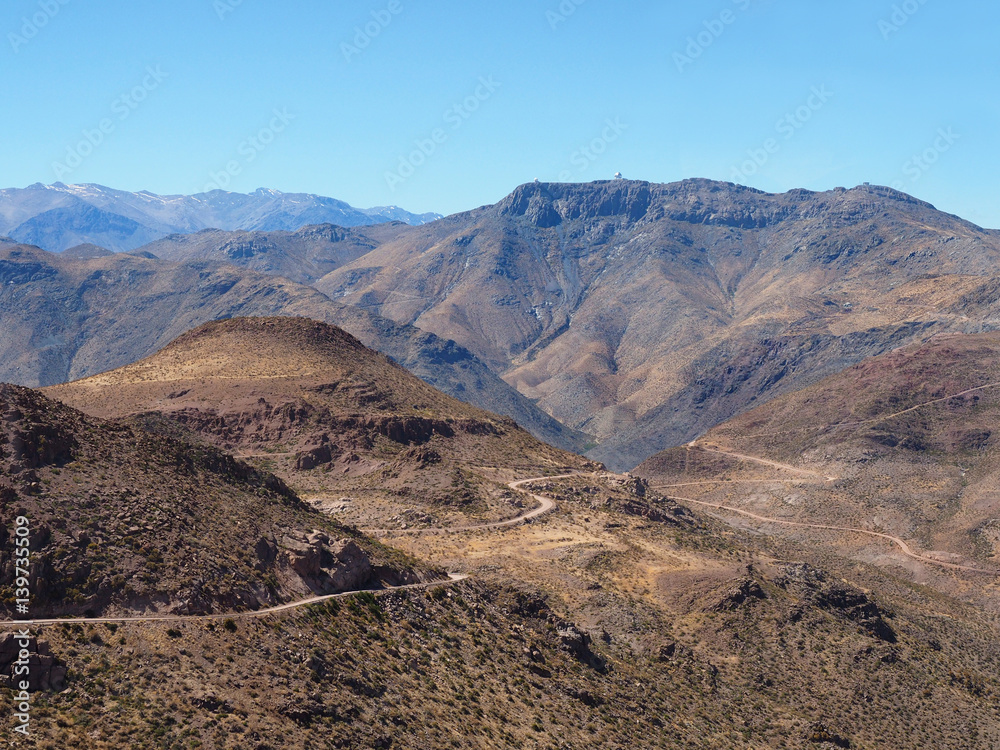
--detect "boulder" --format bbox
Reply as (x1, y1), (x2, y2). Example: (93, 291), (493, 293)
(556, 622), (592, 658)
(296, 443), (334, 471)
(0, 634), (67, 692)
(282, 533), (373, 594)
(325, 540), (373, 592)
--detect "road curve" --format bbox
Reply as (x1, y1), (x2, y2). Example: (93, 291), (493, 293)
(690, 445), (837, 482)
(4, 473), (579, 628)
(669, 493), (996, 576)
(363, 472), (582, 535)
(0, 574), (468, 628)
(668, 443), (995, 574)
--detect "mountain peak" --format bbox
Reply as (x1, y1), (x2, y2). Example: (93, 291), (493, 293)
(491, 178), (965, 232)
(93, 317), (373, 385)
(496, 179), (656, 227)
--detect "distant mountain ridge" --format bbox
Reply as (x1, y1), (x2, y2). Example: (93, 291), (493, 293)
(9, 177), (1000, 472)
(310, 178), (1000, 469)
(0, 242), (589, 453)
(0, 183), (441, 253)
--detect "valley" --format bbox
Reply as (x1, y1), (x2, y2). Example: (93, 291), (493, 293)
(99, 178), (1000, 471)
(5, 182), (1000, 748)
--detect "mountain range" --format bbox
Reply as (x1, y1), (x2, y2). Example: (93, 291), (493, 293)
(183, 178), (1000, 470)
(0, 182), (441, 253)
(0, 242), (587, 453)
(6, 178), (1000, 473)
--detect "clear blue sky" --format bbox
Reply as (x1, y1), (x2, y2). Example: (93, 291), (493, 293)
(2, 0), (997, 227)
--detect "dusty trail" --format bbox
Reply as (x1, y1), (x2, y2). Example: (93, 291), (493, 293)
(689, 444), (837, 482)
(363, 473), (580, 535)
(0, 473), (575, 627)
(0, 574), (468, 628)
(659, 441), (995, 576)
(667, 494), (996, 575)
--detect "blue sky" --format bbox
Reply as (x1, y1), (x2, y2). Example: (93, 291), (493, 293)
(2, 0), (997, 227)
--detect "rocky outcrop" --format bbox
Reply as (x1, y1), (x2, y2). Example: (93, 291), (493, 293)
(281, 531), (373, 594)
(712, 578), (767, 611)
(1, 385), (76, 474)
(496, 180), (655, 227)
(296, 435), (337, 470)
(176, 400), (502, 455)
(777, 563), (896, 643)
(0, 633), (67, 692)
(190, 694), (233, 713)
(617, 499), (692, 526)
(556, 622), (593, 659)
(807, 722), (851, 748)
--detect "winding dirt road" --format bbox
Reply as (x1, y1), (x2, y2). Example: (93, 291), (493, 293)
(0, 574), (469, 628)
(0, 473), (572, 628)
(658, 440), (997, 576)
(666, 493), (996, 575)
(690, 444), (837, 482)
(362, 473), (577, 535)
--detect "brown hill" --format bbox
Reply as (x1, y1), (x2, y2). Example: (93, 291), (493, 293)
(45, 317), (595, 528)
(636, 332), (1000, 587)
(0, 382), (426, 619)
(313, 179), (1000, 469)
(0, 242), (587, 452)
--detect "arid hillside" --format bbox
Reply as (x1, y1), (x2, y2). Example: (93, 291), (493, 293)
(637, 332), (1000, 600)
(6, 465), (1000, 749)
(6, 323), (1000, 748)
(46, 317), (595, 529)
(0, 242), (586, 452)
(312, 179), (1000, 469)
(0, 382), (428, 620)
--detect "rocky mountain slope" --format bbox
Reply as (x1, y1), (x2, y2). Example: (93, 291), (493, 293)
(636, 331), (1000, 595)
(6, 320), (1000, 748)
(0, 243), (587, 452)
(45, 317), (594, 528)
(312, 179), (1000, 470)
(139, 222), (412, 285)
(0, 183), (440, 253)
(0, 382), (427, 619)
(7, 465), (1000, 748)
